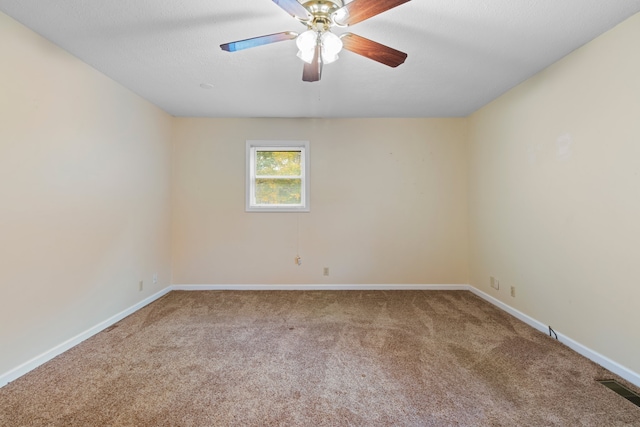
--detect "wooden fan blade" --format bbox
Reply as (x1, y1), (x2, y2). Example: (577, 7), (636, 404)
(302, 44), (322, 82)
(220, 31), (297, 52)
(333, 0), (411, 26)
(341, 33), (407, 67)
(272, 0), (311, 20)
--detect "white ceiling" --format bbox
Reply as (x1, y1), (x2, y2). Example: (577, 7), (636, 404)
(1, 1), (639, 118)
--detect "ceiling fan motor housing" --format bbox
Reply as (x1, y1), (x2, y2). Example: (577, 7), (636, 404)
(302, 0), (345, 30)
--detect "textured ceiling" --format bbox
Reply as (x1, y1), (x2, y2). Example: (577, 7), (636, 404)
(1, 1), (639, 118)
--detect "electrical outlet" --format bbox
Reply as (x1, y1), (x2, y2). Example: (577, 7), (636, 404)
(510, 286), (516, 297)
(295, 256), (302, 266)
(153, 273), (158, 284)
(490, 276), (500, 290)
(323, 267), (329, 276)
(139, 280), (144, 291)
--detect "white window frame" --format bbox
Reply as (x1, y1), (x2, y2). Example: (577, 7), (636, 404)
(246, 140), (310, 212)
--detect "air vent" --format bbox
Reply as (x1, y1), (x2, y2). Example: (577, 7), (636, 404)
(597, 380), (640, 407)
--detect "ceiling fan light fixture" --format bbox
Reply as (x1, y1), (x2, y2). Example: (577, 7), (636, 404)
(297, 48), (316, 64)
(296, 30), (343, 65)
(296, 30), (318, 63)
(321, 31), (343, 64)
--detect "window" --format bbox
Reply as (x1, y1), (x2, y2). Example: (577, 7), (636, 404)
(246, 140), (310, 212)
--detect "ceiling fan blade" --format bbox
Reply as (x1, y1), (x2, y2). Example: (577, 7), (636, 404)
(341, 33), (407, 67)
(302, 44), (322, 82)
(220, 31), (298, 52)
(272, 0), (311, 20)
(333, 0), (411, 26)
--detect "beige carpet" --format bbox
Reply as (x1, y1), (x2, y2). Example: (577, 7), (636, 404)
(1, 290), (639, 426)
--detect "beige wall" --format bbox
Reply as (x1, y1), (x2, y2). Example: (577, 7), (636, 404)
(468, 14), (640, 374)
(0, 12), (173, 375)
(172, 118), (469, 285)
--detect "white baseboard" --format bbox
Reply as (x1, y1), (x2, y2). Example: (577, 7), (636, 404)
(171, 284), (469, 291)
(0, 287), (172, 388)
(469, 286), (640, 389)
(3, 284), (638, 391)
(467, 287), (549, 334)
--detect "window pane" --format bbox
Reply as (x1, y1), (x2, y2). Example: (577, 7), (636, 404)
(256, 151), (301, 176)
(255, 178), (302, 205)
(246, 140), (309, 212)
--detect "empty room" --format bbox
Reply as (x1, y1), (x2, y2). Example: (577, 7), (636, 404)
(1, 0), (639, 425)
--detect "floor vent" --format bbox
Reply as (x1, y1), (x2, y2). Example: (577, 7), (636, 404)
(597, 380), (640, 407)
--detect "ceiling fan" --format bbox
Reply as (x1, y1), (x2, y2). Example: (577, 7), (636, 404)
(220, 0), (411, 82)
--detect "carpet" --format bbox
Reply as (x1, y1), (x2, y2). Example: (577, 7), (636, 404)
(1, 290), (639, 426)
